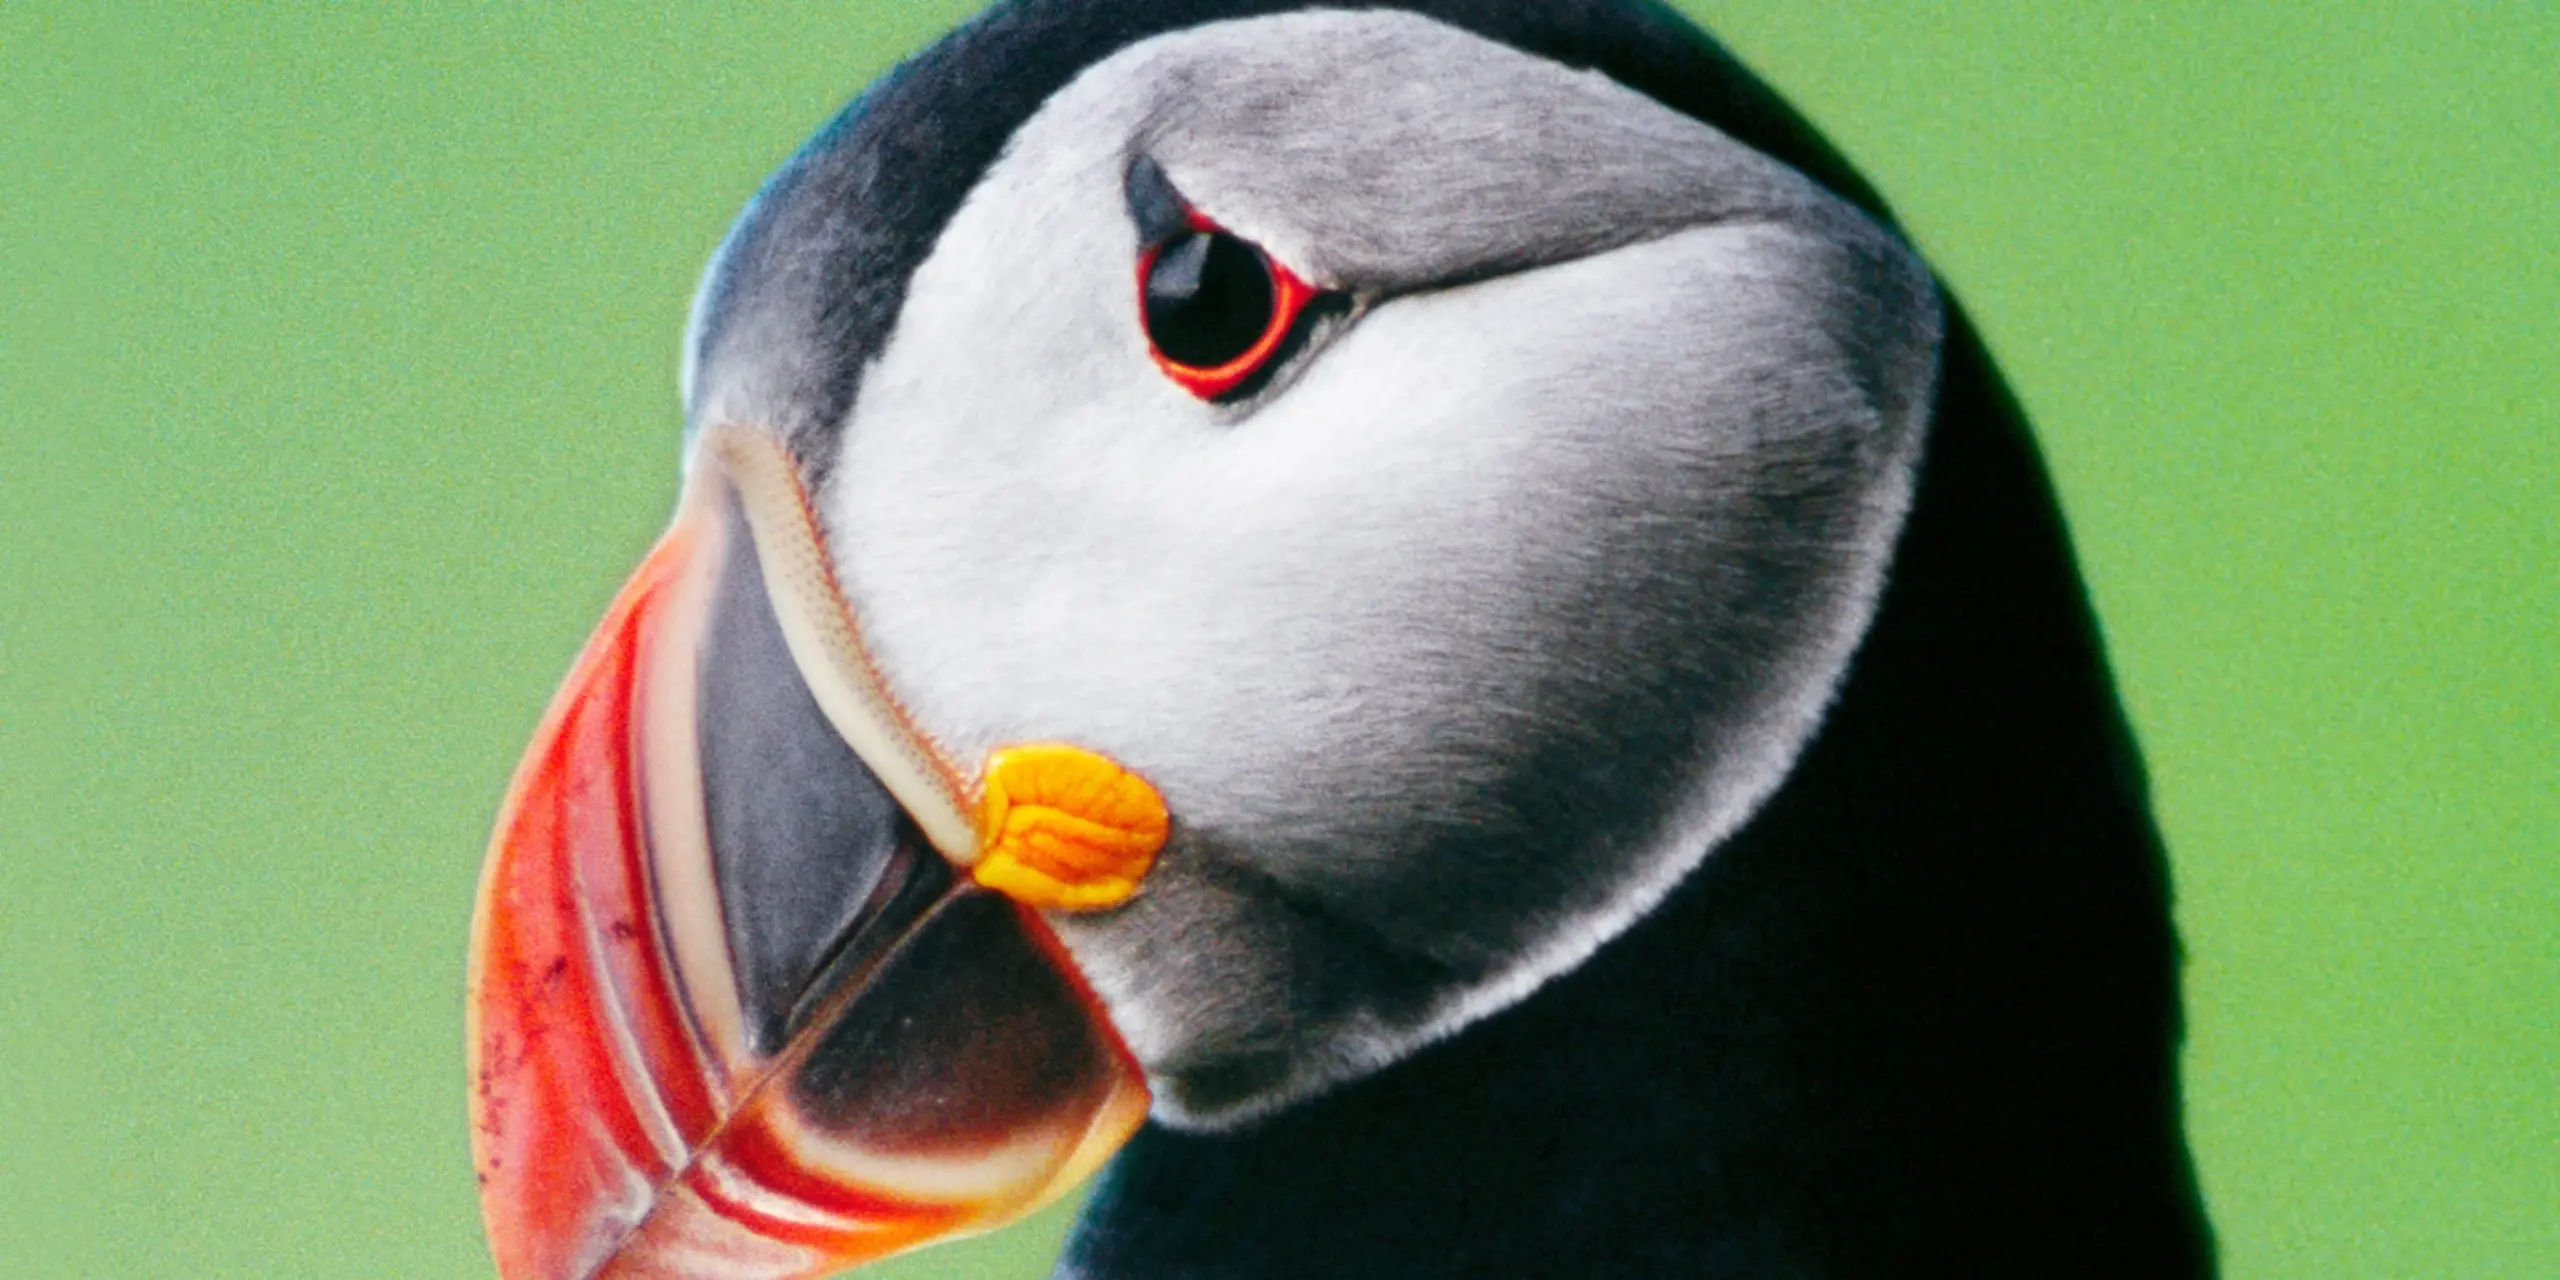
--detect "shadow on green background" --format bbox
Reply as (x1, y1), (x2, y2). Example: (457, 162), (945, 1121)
(4, 4), (2550, 1276)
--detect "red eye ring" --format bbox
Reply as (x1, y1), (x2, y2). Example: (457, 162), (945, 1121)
(1137, 212), (1319, 401)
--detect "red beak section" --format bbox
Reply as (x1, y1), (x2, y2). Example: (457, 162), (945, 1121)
(468, 449), (1148, 1280)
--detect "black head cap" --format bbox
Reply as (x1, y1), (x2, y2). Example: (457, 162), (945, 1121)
(680, 0), (1892, 478)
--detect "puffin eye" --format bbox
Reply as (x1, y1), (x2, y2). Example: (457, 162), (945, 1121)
(1138, 220), (1318, 401)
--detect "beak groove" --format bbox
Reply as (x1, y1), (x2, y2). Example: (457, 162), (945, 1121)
(468, 429), (1148, 1280)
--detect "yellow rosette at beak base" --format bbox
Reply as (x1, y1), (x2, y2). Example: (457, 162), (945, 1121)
(970, 744), (1170, 912)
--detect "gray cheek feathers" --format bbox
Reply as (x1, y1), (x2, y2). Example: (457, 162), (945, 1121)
(718, 9), (1944, 1129)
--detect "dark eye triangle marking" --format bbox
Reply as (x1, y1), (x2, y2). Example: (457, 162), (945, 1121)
(1126, 154), (1193, 247)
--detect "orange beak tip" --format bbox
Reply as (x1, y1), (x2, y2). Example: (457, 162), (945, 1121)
(466, 453), (1150, 1280)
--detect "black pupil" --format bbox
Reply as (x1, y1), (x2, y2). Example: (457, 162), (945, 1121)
(1143, 232), (1275, 369)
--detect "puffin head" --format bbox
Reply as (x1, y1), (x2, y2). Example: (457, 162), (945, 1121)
(468, 6), (1940, 1277)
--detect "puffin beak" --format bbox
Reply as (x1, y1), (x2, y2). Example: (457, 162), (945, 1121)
(467, 426), (1155, 1280)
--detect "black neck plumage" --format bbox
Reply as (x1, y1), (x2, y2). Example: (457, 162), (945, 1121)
(1056, 311), (2216, 1279)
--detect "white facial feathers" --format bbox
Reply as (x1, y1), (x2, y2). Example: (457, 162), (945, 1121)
(818, 11), (1941, 1127)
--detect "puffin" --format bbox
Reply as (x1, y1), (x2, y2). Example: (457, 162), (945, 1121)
(465, 2), (2218, 1277)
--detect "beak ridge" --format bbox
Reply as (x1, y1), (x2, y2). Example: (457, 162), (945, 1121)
(467, 436), (1147, 1280)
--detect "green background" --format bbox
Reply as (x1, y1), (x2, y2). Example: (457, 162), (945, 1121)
(4, 3), (2551, 1275)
